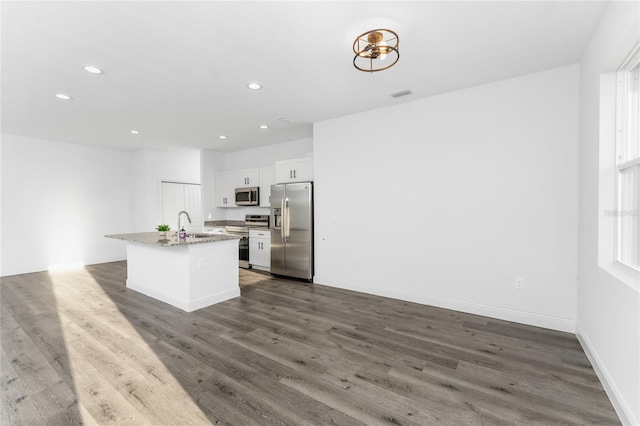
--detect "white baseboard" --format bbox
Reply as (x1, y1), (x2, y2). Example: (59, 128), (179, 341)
(576, 328), (637, 426)
(127, 279), (190, 310)
(127, 279), (240, 313)
(0, 255), (127, 277)
(313, 276), (575, 333)
(187, 288), (241, 312)
(250, 265), (270, 272)
(84, 254), (127, 265)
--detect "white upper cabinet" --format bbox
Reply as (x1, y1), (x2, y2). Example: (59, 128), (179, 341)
(215, 171), (237, 207)
(236, 168), (259, 188)
(275, 157), (313, 183)
(216, 158), (311, 206)
(259, 166), (275, 207)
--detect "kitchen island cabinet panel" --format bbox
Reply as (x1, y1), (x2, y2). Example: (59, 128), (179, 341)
(106, 232), (240, 312)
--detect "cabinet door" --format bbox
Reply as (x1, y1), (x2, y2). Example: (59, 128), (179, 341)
(215, 171), (236, 207)
(292, 157), (313, 182)
(262, 237), (271, 268)
(259, 166), (275, 207)
(275, 159), (294, 183)
(275, 158), (313, 183)
(249, 230), (270, 269)
(236, 168), (259, 187)
(249, 237), (261, 266)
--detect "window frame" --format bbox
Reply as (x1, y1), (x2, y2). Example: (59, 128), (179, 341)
(614, 43), (640, 273)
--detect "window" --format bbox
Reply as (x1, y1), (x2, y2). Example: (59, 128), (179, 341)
(615, 44), (640, 271)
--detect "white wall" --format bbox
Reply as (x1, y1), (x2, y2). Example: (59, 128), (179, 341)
(577, 2), (640, 425)
(201, 149), (227, 221)
(314, 65), (579, 333)
(0, 134), (133, 276)
(224, 137), (313, 170)
(131, 148), (201, 232)
(0, 133), (4, 276)
(0, 137), (203, 276)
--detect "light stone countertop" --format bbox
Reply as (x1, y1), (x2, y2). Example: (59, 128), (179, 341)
(203, 220), (246, 227)
(105, 232), (240, 247)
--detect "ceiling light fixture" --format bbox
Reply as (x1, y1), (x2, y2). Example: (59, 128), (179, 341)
(219, 135), (227, 139)
(83, 65), (104, 74)
(247, 83), (262, 90)
(130, 130), (140, 134)
(353, 29), (399, 73)
(55, 93), (72, 100)
(259, 125), (268, 129)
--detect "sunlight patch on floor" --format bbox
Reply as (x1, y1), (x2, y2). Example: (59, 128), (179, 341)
(48, 268), (210, 424)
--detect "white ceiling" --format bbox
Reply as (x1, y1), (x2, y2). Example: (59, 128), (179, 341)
(1, 1), (607, 153)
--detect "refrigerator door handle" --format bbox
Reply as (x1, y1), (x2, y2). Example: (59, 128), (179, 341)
(280, 198), (286, 244)
(284, 197), (290, 242)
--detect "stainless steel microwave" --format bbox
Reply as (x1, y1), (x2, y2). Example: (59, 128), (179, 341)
(235, 187), (259, 206)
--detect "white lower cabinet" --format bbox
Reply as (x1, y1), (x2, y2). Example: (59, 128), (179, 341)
(249, 229), (270, 271)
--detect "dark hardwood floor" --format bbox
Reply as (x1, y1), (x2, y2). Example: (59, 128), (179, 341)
(1, 261), (619, 425)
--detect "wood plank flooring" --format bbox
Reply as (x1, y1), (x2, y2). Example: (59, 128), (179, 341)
(1, 261), (620, 425)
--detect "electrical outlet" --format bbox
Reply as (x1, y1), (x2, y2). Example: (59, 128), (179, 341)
(198, 258), (206, 268)
(514, 277), (524, 289)
(353, 258), (359, 267)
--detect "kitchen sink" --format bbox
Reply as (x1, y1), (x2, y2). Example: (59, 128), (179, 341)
(188, 233), (217, 238)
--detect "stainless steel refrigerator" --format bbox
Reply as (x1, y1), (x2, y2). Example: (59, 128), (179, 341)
(270, 182), (313, 281)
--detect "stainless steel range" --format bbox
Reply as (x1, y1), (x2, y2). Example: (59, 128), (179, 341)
(225, 215), (269, 269)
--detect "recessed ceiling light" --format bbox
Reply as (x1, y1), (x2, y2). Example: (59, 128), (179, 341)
(130, 130), (140, 135)
(83, 65), (104, 74)
(219, 135), (227, 139)
(55, 93), (72, 100)
(259, 125), (268, 129)
(247, 83), (262, 90)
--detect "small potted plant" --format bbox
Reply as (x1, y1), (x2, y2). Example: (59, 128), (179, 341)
(156, 224), (170, 237)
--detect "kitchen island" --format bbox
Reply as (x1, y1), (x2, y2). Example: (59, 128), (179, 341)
(105, 232), (240, 312)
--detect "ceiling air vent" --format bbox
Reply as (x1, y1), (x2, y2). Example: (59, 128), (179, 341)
(278, 116), (296, 123)
(390, 89), (413, 99)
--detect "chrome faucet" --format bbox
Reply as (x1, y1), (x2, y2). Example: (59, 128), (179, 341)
(177, 211), (191, 234)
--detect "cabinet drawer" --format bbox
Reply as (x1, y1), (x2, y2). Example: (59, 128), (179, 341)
(249, 230), (269, 238)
